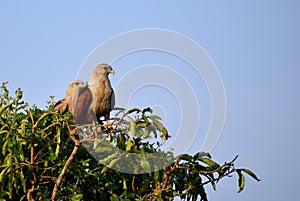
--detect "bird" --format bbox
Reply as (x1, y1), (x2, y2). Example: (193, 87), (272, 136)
(73, 63), (115, 125)
(54, 80), (86, 114)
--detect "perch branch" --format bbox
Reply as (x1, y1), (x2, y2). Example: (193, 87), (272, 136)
(51, 122), (81, 201)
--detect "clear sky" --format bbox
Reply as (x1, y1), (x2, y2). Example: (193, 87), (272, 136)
(1, 1), (299, 200)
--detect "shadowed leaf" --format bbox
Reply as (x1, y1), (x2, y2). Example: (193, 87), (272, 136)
(241, 168), (261, 182)
(237, 170), (245, 193)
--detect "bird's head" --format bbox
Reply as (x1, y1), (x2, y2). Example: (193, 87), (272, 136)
(71, 80), (86, 87)
(94, 63), (115, 77)
(66, 80), (85, 98)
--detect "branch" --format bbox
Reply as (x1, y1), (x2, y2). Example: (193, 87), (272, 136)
(162, 157), (179, 189)
(27, 108), (36, 201)
(176, 155), (239, 187)
(51, 121), (116, 200)
(146, 158), (180, 201)
(51, 144), (80, 201)
(27, 141), (37, 201)
(51, 122), (81, 201)
(176, 155), (239, 175)
(201, 168), (236, 187)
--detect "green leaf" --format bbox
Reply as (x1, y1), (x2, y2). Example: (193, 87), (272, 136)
(15, 88), (23, 100)
(33, 112), (55, 128)
(0, 130), (8, 136)
(55, 126), (61, 156)
(118, 133), (126, 145)
(127, 108), (142, 114)
(107, 158), (121, 169)
(110, 194), (119, 201)
(8, 167), (13, 199)
(105, 182), (118, 190)
(206, 173), (216, 191)
(148, 114), (161, 120)
(16, 140), (25, 161)
(100, 153), (118, 164)
(141, 160), (151, 173)
(82, 158), (91, 167)
(25, 164), (33, 177)
(126, 138), (134, 152)
(0, 166), (9, 182)
(159, 127), (170, 140)
(199, 158), (220, 169)
(193, 152), (211, 160)
(129, 117), (136, 137)
(123, 178), (127, 190)
(149, 116), (169, 140)
(19, 170), (26, 193)
(147, 124), (157, 138)
(0, 102), (13, 116)
(241, 168), (261, 182)
(237, 170), (245, 193)
(178, 154), (193, 162)
(144, 126), (150, 138)
(2, 139), (10, 155)
(211, 180), (217, 191)
(142, 107), (152, 113)
(71, 194), (83, 201)
(95, 146), (113, 153)
(121, 190), (136, 199)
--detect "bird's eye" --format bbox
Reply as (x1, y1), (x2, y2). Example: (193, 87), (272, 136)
(103, 66), (108, 71)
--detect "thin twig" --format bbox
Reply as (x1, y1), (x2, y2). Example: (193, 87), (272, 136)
(162, 158), (179, 190)
(41, 122), (60, 133)
(178, 155), (238, 175)
(201, 168), (236, 186)
(145, 155), (239, 200)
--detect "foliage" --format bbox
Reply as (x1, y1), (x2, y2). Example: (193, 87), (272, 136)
(0, 82), (260, 201)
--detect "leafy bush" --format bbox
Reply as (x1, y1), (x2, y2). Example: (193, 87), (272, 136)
(0, 82), (260, 201)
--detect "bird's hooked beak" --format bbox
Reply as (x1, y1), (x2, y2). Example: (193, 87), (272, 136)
(110, 69), (115, 75)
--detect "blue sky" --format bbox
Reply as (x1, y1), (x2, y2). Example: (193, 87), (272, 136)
(1, 1), (300, 200)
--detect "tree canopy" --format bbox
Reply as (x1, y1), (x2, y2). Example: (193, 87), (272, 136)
(0, 82), (260, 201)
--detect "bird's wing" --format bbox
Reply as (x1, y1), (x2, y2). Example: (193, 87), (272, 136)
(73, 86), (94, 125)
(103, 88), (115, 121)
(54, 99), (68, 114)
(70, 81), (86, 114)
(110, 88), (115, 110)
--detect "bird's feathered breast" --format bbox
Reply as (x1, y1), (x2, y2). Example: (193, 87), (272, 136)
(89, 78), (114, 116)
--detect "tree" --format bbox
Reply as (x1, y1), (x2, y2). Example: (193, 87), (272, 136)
(0, 82), (260, 201)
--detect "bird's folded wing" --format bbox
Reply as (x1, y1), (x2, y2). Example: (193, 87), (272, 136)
(73, 86), (94, 125)
(54, 99), (68, 114)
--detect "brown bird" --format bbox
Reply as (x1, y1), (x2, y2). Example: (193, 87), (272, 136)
(54, 80), (86, 114)
(73, 64), (115, 125)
